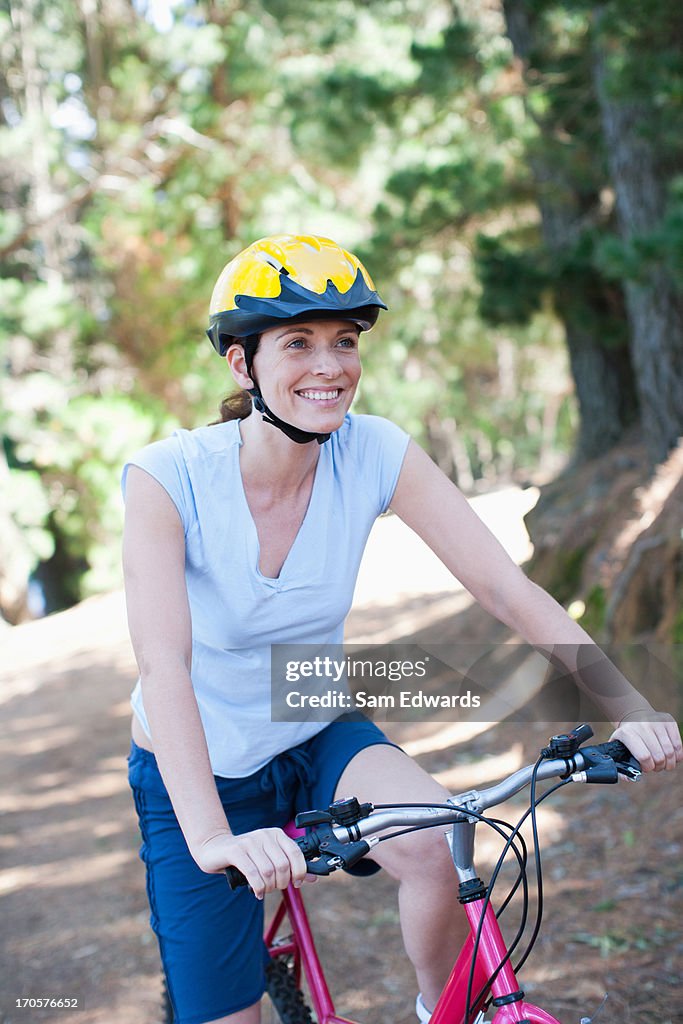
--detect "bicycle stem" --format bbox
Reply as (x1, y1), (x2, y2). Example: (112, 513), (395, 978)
(447, 820), (477, 883)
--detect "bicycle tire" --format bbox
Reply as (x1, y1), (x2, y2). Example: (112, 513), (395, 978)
(266, 957), (315, 1024)
(160, 972), (173, 1023)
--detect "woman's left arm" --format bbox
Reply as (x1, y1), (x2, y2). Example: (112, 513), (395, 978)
(390, 440), (682, 772)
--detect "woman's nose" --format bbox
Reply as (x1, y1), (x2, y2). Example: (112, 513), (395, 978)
(311, 349), (343, 376)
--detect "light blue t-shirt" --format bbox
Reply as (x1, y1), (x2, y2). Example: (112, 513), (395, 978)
(122, 413), (410, 777)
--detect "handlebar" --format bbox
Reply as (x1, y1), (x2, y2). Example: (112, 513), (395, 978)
(225, 729), (641, 890)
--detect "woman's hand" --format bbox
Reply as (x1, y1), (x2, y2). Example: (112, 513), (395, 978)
(193, 827), (309, 899)
(610, 712), (683, 773)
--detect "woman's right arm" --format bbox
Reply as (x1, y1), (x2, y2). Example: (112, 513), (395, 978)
(122, 466), (307, 896)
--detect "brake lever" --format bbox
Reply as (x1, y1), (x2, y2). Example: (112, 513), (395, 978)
(297, 821), (377, 875)
(572, 743), (642, 784)
(224, 822), (376, 889)
(599, 740), (642, 781)
(616, 760), (642, 782)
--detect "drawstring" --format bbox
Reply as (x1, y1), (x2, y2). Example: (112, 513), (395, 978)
(260, 746), (315, 813)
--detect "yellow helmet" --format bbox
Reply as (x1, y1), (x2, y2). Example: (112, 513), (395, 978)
(206, 234), (387, 355)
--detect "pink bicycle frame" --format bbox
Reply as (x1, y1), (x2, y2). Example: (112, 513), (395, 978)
(430, 897), (561, 1024)
(265, 821), (357, 1023)
(266, 883), (356, 1024)
(265, 820), (562, 1024)
(265, 879), (561, 1024)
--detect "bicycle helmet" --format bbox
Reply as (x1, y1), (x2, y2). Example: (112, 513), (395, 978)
(206, 234), (387, 444)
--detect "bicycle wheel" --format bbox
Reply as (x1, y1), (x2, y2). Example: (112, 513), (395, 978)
(265, 957), (315, 1024)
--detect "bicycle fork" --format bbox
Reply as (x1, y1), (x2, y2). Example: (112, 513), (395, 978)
(430, 821), (561, 1024)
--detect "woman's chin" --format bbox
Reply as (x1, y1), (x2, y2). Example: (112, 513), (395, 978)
(296, 411), (347, 434)
(280, 398), (350, 433)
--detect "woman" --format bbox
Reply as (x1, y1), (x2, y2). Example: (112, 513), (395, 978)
(123, 234), (681, 1024)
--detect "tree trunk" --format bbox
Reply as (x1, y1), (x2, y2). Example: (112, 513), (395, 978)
(555, 279), (638, 460)
(592, 12), (683, 464)
(503, 0), (638, 462)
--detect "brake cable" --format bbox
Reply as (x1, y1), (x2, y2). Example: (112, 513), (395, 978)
(374, 817), (529, 918)
(467, 775), (571, 1018)
(372, 804), (529, 916)
(372, 801), (533, 1023)
(514, 758), (545, 975)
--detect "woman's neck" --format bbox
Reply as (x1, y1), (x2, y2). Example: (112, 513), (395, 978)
(236, 411), (321, 497)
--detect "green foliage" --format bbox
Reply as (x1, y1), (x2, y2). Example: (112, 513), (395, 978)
(541, 544), (591, 607)
(570, 928), (662, 958)
(287, 67), (404, 168)
(591, 2), (683, 161)
(411, 18), (479, 97)
(670, 596), (683, 645)
(592, 899), (617, 912)
(578, 584), (608, 637)
(475, 236), (549, 324)
(2, 0), (681, 618)
(5, 468), (54, 564)
(594, 176), (683, 286)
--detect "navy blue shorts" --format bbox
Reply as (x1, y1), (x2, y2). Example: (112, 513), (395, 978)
(128, 718), (396, 1024)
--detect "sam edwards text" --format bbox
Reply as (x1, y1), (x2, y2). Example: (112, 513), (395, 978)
(284, 691), (481, 709)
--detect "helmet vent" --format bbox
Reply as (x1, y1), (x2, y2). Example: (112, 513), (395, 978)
(254, 250), (290, 276)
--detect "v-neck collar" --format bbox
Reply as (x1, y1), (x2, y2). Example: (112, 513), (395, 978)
(234, 420), (324, 586)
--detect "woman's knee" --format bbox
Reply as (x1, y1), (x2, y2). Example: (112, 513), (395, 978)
(373, 820), (456, 885)
(335, 742), (457, 883)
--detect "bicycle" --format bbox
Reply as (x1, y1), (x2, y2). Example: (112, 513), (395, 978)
(163, 725), (644, 1023)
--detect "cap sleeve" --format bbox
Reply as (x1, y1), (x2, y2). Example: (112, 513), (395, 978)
(351, 415), (411, 516)
(121, 434), (194, 534)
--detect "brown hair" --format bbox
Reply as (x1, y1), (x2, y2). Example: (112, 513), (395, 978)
(211, 389), (253, 425)
(210, 334), (258, 425)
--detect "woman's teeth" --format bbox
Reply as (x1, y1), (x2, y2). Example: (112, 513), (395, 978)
(298, 390), (339, 401)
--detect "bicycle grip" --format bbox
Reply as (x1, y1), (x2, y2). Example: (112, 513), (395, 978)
(601, 739), (635, 763)
(225, 865), (248, 890)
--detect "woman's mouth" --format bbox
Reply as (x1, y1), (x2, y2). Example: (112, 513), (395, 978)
(295, 388), (341, 404)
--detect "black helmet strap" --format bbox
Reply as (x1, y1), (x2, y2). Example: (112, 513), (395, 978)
(242, 334), (331, 446)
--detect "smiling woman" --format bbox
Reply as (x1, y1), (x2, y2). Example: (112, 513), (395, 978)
(213, 320), (361, 433)
(228, 318), (361, 433)
(206, 234), (385, 445)
(121, 233), (681, 1024)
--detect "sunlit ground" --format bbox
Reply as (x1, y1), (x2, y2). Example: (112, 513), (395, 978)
(352, 485), (539, 613)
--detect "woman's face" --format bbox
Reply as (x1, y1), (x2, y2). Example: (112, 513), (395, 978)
(249, 319), (362, 434)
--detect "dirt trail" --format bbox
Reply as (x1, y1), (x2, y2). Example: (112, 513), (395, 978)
(1, 490), (681, 1024)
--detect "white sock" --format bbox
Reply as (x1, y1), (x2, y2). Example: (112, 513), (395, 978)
(416, 994), (432, 1023)
(417, 995), (489, 1024)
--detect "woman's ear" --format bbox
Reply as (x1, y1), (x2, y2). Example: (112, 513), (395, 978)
(226, 343), (253, 389)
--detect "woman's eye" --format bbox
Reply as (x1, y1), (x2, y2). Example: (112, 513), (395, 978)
(286, 337), (357, 350)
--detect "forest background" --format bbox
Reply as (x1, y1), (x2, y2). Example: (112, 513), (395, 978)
(1, 0), (682, 643)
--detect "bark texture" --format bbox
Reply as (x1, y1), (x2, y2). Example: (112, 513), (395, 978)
(592, 9), (683, 463)
(504, 0), (638, 461)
